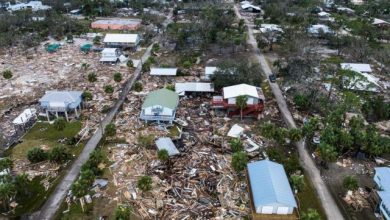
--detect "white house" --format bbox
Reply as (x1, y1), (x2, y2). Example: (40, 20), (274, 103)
(140, 88), (179, 123)
(241, 3), (261, 13)
(100, 48), (122, 63)
(103, 34), (140, 49)
(260, 24), (283, 34)
(247, 160), (297, 216)
(39, 90), (83, 121)
(221, 84), (264, 105)
(7, 1), (51, 12)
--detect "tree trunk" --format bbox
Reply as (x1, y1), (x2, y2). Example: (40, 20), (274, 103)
(240, 108), (243, 121)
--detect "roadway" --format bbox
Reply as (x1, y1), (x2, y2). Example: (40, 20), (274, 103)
(234, 5), (344, 220)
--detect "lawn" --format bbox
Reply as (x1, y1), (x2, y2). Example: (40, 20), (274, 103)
(11, 121), (82, 160)
(297, 175), (327, 219)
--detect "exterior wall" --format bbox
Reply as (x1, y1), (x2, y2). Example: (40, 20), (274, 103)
(140, 106), (176, 122)
(374, 174), (384, 190)
(256, 205), (294, 215)
(227, 97), (258, 105)
(144, 106), (173, 116)
(380, 202), (390, 220)
(40, 97), (82, 112)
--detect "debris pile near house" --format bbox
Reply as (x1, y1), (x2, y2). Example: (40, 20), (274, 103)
(343, 188), (371, 211)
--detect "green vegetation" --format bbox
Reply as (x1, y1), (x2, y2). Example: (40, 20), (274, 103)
(236, 95), (248, 121)
(126, 60), (134, 68)
(165, 84), (175, 91)
(82, 91), (93, 101)
(105, 123), (117, 138)
(133, 81), (143, 92)
(115, 204), (133, 220)
(114, 72), (122, 82)
(87, 72), (97, 82)
(290, 174), (305, 192)
(297, 176), (326, 220)
(11, 122), (82, 160)
(343, 175), (359, 191)
(2, 69), (13, 79)
(137, 176), (153, 193)
(27, 147), (48, 163)
(137, 134), (155, 149)
(157, 149), (169, 164)
(104, 85), (114, 94)
(231, 151), (248, 173)
(301, 208), (321, 220)
(53, 117), (67, 131)
(49, 146), (71, 164)
(229, 138), (243, 153)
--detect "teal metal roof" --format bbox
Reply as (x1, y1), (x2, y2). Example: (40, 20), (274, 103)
(142, 88), (179, 109)
(247, 160), (297, 209)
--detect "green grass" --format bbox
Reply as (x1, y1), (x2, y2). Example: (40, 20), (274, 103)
(11, 122), (82, 160)
(297, 175), (327, 219)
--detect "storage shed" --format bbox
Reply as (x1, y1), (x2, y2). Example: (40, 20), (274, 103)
(247, 160), (297, 216)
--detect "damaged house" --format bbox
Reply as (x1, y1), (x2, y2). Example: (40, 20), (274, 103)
(212, 84), (265, 118)
(100, 48), (122, 63)
(103, 34), (140, 50)
(139, 88), (179, 124)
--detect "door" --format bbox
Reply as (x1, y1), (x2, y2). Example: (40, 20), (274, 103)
(276, 207), (289, 215)
(261, 206), (274, 214)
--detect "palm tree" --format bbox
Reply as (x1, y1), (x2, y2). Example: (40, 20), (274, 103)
(71, 180), (89, 198)
(114, 72), (122, 82)
(2, 70), (13, 79)
(236, 95), (248, 121)
(0, 182), (16, 211)
(288, 128), (302, 143)
(0, 157), (13, 171)
(229, 138), (243, 153)
(87, 72), (97, 82)
(53, 117), (66, 131)
(15, 173), (30, 196)
(105, 123), (116, 137)
(104, 85), (114, 94)
(82, 91), (93, 102)
(157, 149), (169, 163)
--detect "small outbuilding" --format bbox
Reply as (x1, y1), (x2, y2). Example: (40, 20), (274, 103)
(100, 48), (122, 63)
(247, 160), (297, 217)
(175, 82), (214, 96)
(241, 3), (261, 13)
(155, 137), (180, 156)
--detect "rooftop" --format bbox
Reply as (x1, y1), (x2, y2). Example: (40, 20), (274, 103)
(142, 88), (179, 109)
(39, 91), (82, 104)
(92, 19), (141, 25)
(175, 82), (214, 96)
(150, 68), (178, 76)
(247, 160), (297, 209)
(155, 137), (180, 156)
(223, 84), (263, 99)
(103, 34), (139, 43)
(341, 63), (372, 73)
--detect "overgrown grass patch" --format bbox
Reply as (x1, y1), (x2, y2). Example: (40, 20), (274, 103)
(11, 121), (82, 160)
(297, 175), (326, 219)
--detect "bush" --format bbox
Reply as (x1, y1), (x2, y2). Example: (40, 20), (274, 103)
(137, 134), (155, 148)
(82, 91), (93, 101)
(115, 204), (132, 220)
(104, 85), (114, 94)
(231, 151), (248, 173)
(137, 176), (152, 192)
(293, 93), (311, 111)
(152, 43), (160, 53)
(343, 175), (358, 191)
(49, 146), (70, 163)
(127, 60), (134, 68)
(2, 70), (13, 79)
(133, 81), (143, 92)
(165, 84), (175, 91)
(182, 60), (192, 69)
(114, 72), (122, 82)
(105, 123), (116, 137)
(87, 72), (97, 82)
(229, 138), (243, 153)
(27, 147), (48, 163)
(53, 117), (66, 131)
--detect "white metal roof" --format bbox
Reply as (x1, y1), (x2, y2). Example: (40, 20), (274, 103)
(150, 68), (177, 76)
(205, 67), (217, 76)
(13, 108), (36, 125)
(227, 124), (244, 138)
(175, 82), (214, 96)
(241, 3), (261, 11)
(39, 91), (82, 103)
(341, 63), (372, 73)
(155, 137), (180, 156)
(103, 34), (139, 43)
(223, 84), (259, 99)
(318, 11), (330, 16)
(101, 48), (118, 54)
(373, 18), (389, 25)
(93, 19), (141, 25)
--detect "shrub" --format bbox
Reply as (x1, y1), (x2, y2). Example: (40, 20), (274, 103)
(115, 204), (132, 220)
(229, 138), (243, 153)
(137, 134), (155, 148)
(127, 60), (134, 68)
(114, 72), (122, 82)
(293, 93), (311, 111)
(133, 81), (143, 92)
(231, 151), (248, 173)
(2, 70), (13, 79)
(137, 176), (152, 192)
(343, 175), (358, 191)
(105, 123), (116, 137)
(87, 72), (97, 82)
(49, 146), (70, 163)
(27, 147), (48, 163)
(53, 117), (66, 131)
(165, 84), (175, 91)
(82, 91), (93, 101)
(104, 85), (114, 94)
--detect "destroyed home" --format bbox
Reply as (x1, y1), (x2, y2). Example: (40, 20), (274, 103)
(91, 19), (142, 30)
(39, 90), (83, 121)
(374, 167), (390, 220)
(155, 137), (180, 156)
(12, 108), (36, 127)
(341, 63), (373, 74)
(212, 84), (265, 118)
(100, 48), (122, 63)
(247, 160), (298, 218)
(103, 34), (140, 50)
(150, 68), (177, 76)
(308, 24), (333, 36)
(175, 82), (214, 96)
(140, 88), (179, 123)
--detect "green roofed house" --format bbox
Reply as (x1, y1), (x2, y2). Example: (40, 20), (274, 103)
(140, 88), (179, 124)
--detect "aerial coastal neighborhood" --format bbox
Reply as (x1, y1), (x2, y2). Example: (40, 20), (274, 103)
(0, 0), (389, 219)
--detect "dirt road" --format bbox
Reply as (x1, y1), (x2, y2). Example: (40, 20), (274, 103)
(234, 5), (344, 220)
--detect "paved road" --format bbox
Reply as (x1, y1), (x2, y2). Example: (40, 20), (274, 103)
(34, 9), (174, 220)
(234, 6), (344, 220)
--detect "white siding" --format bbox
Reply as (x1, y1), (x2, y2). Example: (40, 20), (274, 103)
(261, 206), (274, 214)
(227, 97), (258, 105)
(276, 207), (289, 215)
(144, 106), (173, 116)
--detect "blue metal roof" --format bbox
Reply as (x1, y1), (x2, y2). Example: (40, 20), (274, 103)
(247, 160), (297, 208)
(39, 91), (82, 104)
(375, 167), (390, 192)
(378, 191), (390, 212)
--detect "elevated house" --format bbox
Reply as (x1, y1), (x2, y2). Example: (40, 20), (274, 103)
(212, 84), (265, 118)
(140, 88), (179, 124)
(374, 167), (390, 220)
(7, 1), (51, 12)
(100, 48), (122, 63)
(247, 160), (298, 219)
(39, 91), (83, 122)
(103, 34), (140, 50)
